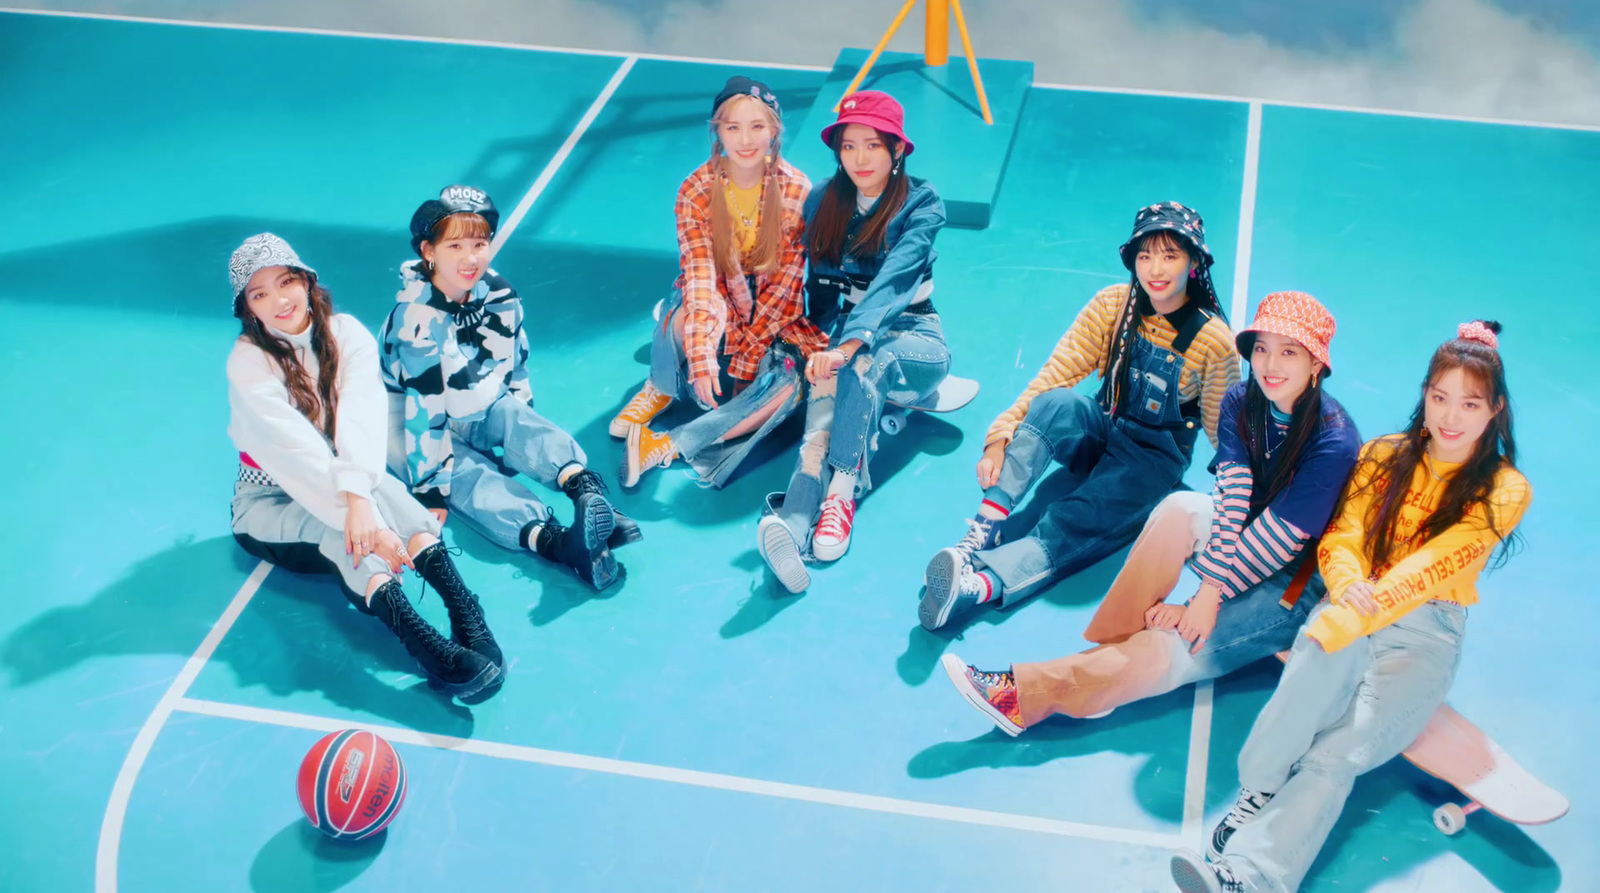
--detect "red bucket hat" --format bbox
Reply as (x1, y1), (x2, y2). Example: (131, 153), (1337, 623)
(821, 90), (915, 156)
(1237, 291), (1337, 376)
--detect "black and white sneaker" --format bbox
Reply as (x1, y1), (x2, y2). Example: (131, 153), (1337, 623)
(1209, 787), (1273, 862)
(1171, 849), (1246, 893)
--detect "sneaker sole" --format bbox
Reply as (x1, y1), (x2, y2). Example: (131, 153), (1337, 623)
(576, 493), (617, 552)
(919, 548), (962, 631)
(940, 653), (1023, 736)
(443, 661), (502, 700)
(608, 417), (632, 439)
(758, 516), (810, 594)
(811, 531), (850, 563)
(1170, 850), (1223, 893)
(620, 425), (644, 488)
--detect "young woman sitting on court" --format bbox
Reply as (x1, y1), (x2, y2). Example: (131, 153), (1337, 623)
(1173, 320), (1530, 893)
(917, 201), (1240, 631)
(225, 234), (502, 700)
(611, 75), (829, 489)
(756, 90), (950, 593)
(941, 291), (1361, 733)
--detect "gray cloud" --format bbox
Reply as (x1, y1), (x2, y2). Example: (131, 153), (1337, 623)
(15, 0), (1600, 126)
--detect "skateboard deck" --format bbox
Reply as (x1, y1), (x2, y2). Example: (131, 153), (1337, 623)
(1272, 651), (1568, 834)
(881, 375), (979, 435)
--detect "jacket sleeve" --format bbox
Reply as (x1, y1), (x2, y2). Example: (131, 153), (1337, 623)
(327, 317), (390, 505)
(837, 189), (945, 349)
(380, 304), (455, 509)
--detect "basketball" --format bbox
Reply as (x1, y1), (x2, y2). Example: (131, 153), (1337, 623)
(296, 729), (407, 840)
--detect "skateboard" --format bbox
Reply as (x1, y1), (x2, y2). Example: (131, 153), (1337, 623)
(1272, 651), (1569, 835)
(881, 375), (980, 435)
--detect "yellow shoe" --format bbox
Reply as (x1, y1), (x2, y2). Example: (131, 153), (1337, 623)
(610, 382), (672, 438)
(621, 424), (678, 487)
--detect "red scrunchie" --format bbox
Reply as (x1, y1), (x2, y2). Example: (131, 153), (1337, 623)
(1457, 321), (1498, 350)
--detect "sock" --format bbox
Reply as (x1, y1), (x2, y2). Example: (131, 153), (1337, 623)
(977, 499), (1010, 521)
(556, 462), (584, 488)
(520, 520), (545, 552)
(976, 569), (1001, 604)
(826, 469), (858, 500)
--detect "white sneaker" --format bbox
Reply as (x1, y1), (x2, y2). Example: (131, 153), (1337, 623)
(757, 514), (809, 594)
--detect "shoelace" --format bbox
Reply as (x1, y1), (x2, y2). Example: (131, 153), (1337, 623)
(956, 562), (991, 597)
(816, 497), (854, 541)
(1226, 789), (1270, 826)
(566, 469), (609, 498)
(968, 667), (1014, 691)
(1211, 861), (1245, 892)
(954, 517), (995, 557)
(413, 545), (490, 644)
(622, 385), (667, 419)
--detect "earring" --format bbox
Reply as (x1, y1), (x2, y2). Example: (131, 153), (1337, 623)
(764, 153), (772, 164)
(1189, 268), (1197, 279)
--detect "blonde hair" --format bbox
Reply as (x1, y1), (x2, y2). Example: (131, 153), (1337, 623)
(708, 94), (785, 276)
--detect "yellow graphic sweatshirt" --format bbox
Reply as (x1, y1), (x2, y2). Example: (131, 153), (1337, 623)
(1310, 435), (1531, 651)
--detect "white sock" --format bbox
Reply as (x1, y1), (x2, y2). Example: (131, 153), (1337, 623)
(826, 469), (857, 501)
(556, 463), (583, 487)
(524, 524), (545, 552)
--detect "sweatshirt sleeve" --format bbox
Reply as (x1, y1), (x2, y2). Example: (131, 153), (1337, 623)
(1315, 439), (1387, 607)
(1307, 469), (1530, 651)
(327, 316), (389, 505)
(227, 343), (352, 531)
(837, 189), (945, 349)
(508, 295), (534, 405)
(1198, 325), (1242, 449)
(379, 303), (455, 509)
(984, 285), (1121, 447)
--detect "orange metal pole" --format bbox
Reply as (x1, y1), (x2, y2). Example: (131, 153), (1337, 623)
(834, 0), (920, 112)
(950, 0), (993, 124)
(925, 0), (949, 66)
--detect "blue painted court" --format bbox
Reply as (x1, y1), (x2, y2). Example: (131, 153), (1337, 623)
(1, 9), (1595, 892)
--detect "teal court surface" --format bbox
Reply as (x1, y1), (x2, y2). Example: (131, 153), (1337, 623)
(2, 8), (1597, 893)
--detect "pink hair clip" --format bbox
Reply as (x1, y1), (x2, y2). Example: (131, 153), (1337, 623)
(1457, 321), (1499, 349)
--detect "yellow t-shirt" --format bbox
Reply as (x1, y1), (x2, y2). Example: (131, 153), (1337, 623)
(725, 181), (762, 260)
(1309, 435), (1532, 651)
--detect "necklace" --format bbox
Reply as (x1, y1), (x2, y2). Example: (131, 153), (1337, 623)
(1264, 405), (1286, 459)
(725, 181), (761, 230)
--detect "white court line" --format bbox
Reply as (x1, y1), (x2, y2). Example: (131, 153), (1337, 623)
(489, 55), (636, 257)
(0, 7), (830, 71)
(10, 7), (1600, 133)
(1181, 680), (1215, 847)
(95, 561), (273, 893)
(1230, 101), (1263, 324)
(1034, 80), (1600, 134)
(174, 696), (1188, 851)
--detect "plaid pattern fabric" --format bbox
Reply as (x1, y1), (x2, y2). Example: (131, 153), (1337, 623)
(674, 159), (827, 382)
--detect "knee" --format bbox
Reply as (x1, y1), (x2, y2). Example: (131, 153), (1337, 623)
(1024, 387), (1093, 427)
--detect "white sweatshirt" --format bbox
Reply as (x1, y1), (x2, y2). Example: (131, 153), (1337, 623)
(226, 313), (391, 532)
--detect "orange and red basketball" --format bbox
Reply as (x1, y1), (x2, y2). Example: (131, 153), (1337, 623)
(296, 730), (407, 840)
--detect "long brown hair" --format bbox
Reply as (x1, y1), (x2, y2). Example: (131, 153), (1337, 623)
(805, 127), (909, 265)
(1357, 320), (1518, 570)
(233, 270), (342, 440)
(707, 95), (786, 276)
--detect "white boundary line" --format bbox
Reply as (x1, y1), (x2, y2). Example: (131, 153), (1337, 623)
(94, 561), (273, 893)
(1230, 101), (1263, 324)
(1181, 680), (1215, 846)
(0, 7), (830, 71)
(489, 55), (636, 257)
(7, 7), (1600, 133)
(174, 696), (1188, 851)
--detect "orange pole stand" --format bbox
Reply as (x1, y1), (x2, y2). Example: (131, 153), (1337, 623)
(925, 0), (949, 66)
(835, 0), (993, 126)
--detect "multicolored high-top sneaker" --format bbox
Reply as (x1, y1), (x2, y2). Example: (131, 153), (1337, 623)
(1209, 787), (1273, 861)
(1171, 849), (1247, 893)
(939, 653), (1024, 736)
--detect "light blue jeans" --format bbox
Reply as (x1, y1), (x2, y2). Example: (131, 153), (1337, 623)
(386, 392), (585, 551)
(1223, 600), (1467, 892)
(774, 312), (949, 551)
(649, 289), (806, 489)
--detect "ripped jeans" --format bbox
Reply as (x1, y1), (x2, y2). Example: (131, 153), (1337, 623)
(773, 312), (948, 551)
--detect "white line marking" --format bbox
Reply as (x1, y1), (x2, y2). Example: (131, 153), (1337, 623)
(1230, 102), (1263, 325)
(95, 561), (273, 893)
(0, 8), (829, 71)
(174, 696), (1187, 851)
(1033, 81), (1600, 134)
(489, 55), (635, 257)
(1181, 679), (1215, 846)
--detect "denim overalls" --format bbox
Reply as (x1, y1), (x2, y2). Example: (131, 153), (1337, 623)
(973, 305), (1212, 604)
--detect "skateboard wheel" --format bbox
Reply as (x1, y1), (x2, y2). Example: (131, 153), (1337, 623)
(880, 408), (908, 436)
(1433, 803), (1466, 836)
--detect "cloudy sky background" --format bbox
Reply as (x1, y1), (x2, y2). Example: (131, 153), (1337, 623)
(14, 0), (1600, 126)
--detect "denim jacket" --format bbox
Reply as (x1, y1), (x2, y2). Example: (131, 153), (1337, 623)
(802, 176), (945, 349)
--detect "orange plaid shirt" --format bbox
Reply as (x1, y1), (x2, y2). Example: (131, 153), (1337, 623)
(674, 159), (828, 382)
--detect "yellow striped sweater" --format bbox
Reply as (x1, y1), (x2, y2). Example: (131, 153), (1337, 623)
(985, 284), (1240, 448)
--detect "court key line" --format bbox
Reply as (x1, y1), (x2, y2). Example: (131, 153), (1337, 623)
(90, 59), (637, 892)
(174, 695), (1191, 852)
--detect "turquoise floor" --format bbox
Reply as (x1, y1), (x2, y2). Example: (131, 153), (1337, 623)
(1, 10), (1594, 893)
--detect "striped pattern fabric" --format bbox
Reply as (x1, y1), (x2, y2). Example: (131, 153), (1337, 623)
(985, 284), (1239, 449)
(674, 158), (828, 383)
(1191, 458), (1313, 598)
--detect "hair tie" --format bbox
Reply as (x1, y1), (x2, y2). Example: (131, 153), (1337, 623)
(1457, 321), (1499, 350)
